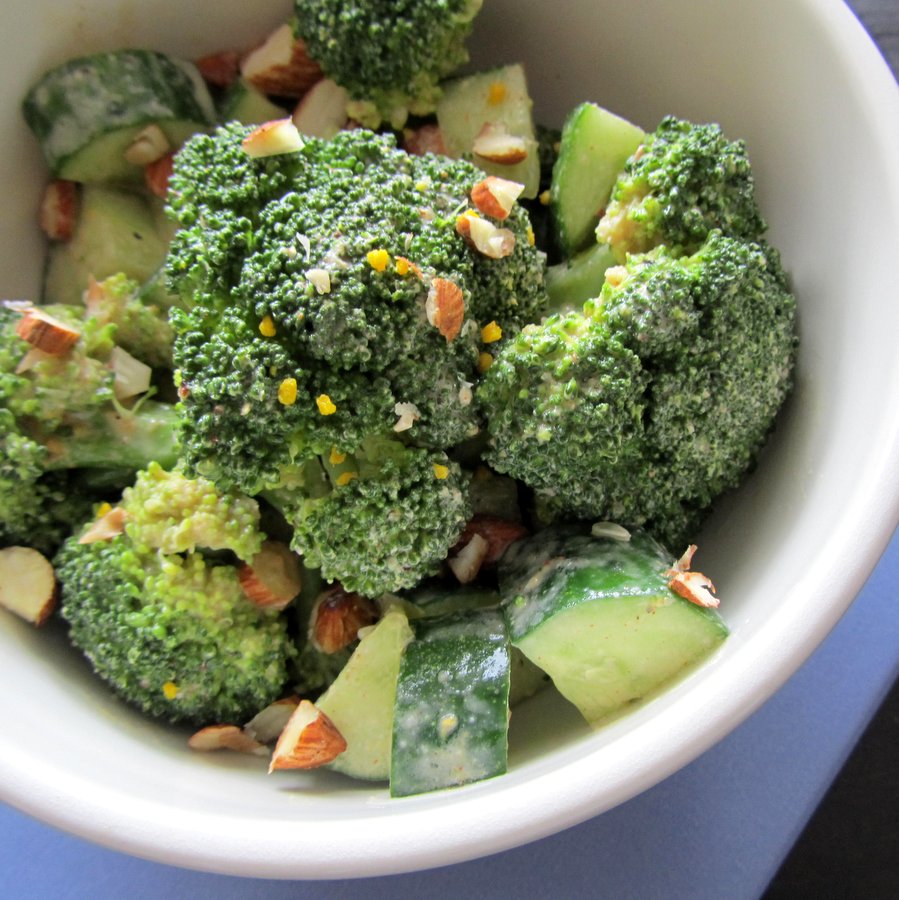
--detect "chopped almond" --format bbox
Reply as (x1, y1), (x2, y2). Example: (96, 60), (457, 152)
(195, 49), (241, 88)
(667, 544), (699, 575)
(15, 307), (80, 355)
(39, 180), (78, 242)
(78, 506), (127, 544)
(472, 123), (529, 164)
(123, 124), (171, 166)
(241, 23), (322, 98)
(402, 123), (447, 156)
(244, 697), (300, 744)
(238, 541), (302, 610)
(292, 78), (349, 138)
(145, 152), (175, 199)
(0, 546), (58, 627)
(453, 514), (529, 567)
(110, 346), (152, 400)
(447, 532), (490, 584)
(309, 584), (379, 654)
(269, 699), (347, 771)
(669, 570), (720, 608)
(242, 118), (305, 158)
(456, 212), (516, 259)
(470, 176), (525, 220)
(425, 277), (465, 342)
(188, 724), (269, 756)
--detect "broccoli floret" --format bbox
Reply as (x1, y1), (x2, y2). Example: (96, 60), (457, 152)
(56, 464), (297, 725)
(269, 434), (470, 597)
(479, 232), (797, 545)
(596, 116), (766, 261)
(0, 302), (179, 549)
(292, 0), (483, 129)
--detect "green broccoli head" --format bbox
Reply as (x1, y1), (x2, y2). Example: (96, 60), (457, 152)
(269, 435), (471, 597)
(168, 126), (545, 492)
(596, 116), (766, 261)
(292, 0), (483, 129)
(56, 464), (296, 725)
(480, 232), (797, 544)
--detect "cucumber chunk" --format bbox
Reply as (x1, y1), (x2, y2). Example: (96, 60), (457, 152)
(218, 78), (287, 126)
(22, 50), (215, 184)
(315, 605), (413, 781)
(390, 607), (511, 797)
(545, 241), (617, 312)
(42, 186), (172, 306)
(499, 528), (728, 727)
(437, 64), (540, 198)
(550, 103), (645, 256)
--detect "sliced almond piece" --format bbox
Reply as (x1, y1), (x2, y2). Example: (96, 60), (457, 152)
(0, 546), (58, 627)
(456, 212), (516, 260)
(110, 346), (152, 400)
(470, 176), (525, 220)
(241, 23), (322, 98)
(195, 49), (241, 89)
(145, 151), (175, 199)
(454, 514), (529, 567)
(292, 78), (349, 138)
(78, 506), (127, 544)
(15, 307), (80, 355)
(244, 696), (300, 744)
(447, 532), (490, 584)
(188, 724), (269, 756)
(242, 118), (305, 158)
(425, 277), (465, 342)
(238, 541), (302, 610)
(123, 123), (171, 166)
(309, 584), (379, 654)
(669, 570), (720, 608)
(472, 123), (529, 164)
(402, 123), (447, 157)
(39, 180), (78, 242)
(269, 699), (347, 771)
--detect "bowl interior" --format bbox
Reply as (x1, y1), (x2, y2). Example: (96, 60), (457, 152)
(1, 0), (898, 879)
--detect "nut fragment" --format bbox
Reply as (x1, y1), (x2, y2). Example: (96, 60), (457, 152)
(0, 546), (58, 626)
(269, 699), (347, 771)
(123, 123), (171, 166)
(238, 541), (302, 610)
(309, 584), (379, 654)
(425, 277), (465, 341)
(242, 118), (305, 158)
(39, 180), (78, 242)
(470, 176), (525, 220)
(453, 514), (529, 567)
(669, 570), (719, 608)
(402, 123), (447, 156)
(447, 532), (490, 584)
(144, 151), (176, 199)
(456, 212), (516, 259)
(15, 307), (80, 355)
(241, 23), (322, 97)
(195, 49), (241, 88)
(244, 697), (300, 744)
(78, 506), (127, 544)
(188, 724), (269, 756)
(472, 123), (529, 164)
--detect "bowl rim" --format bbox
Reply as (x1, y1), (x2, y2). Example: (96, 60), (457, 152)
(2, 0), (899, 880)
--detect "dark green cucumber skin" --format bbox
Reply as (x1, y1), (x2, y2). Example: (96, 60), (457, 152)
(390, 608), (511, 798)
(22, 50), (214, 179)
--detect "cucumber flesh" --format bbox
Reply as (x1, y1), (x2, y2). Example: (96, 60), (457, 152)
(316, 605), (413, 781)
(550, 102), (645, 256)
(500, 528), (728, 727)
(22, 50), (215, 184)
(218, 78), (287, 126)
(437, 64), (540, 198)
(42, 186), (171, 306)
(390, 608), (511, 797)
(545, 241), (617, 312)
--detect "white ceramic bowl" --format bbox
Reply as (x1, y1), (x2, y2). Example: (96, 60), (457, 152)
(1, 0), (898, 880)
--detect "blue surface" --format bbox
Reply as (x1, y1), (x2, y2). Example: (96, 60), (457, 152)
(2, 527), (896, 899)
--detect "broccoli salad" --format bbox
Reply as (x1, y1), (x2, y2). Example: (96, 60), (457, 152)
(0, 1), (796, 797)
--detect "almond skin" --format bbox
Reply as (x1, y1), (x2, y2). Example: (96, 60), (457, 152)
(452, 514), (529, 567)
(425, 277), (465, 342)
(188, 724), (269, 756)
(39, 180), (78, 241)
(238, 541), (302, 610)
(145, 152), (175, 199)
(309, 584), (379, 654)
(269, 699), (347, 771)
(470, 176), (525, 220)
(241, 23), (322, 98)
(15, 307), (80, 355)
(195, 49), (241, 89)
